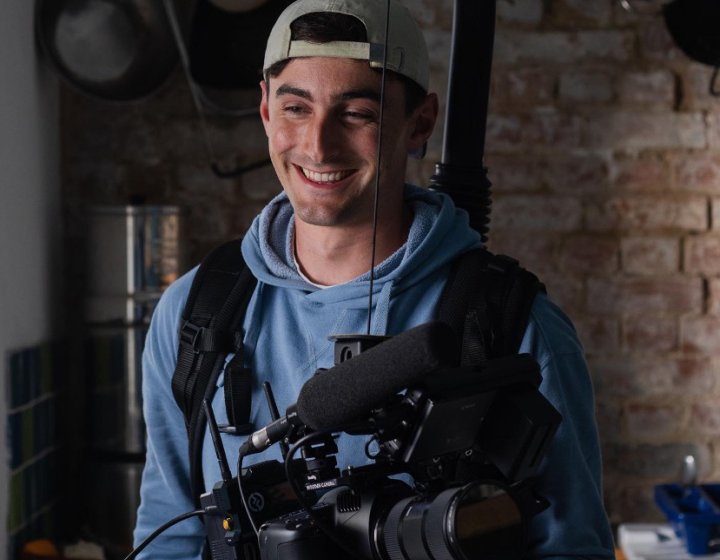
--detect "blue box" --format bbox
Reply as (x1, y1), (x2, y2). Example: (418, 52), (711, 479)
(655, 484), (720, 555)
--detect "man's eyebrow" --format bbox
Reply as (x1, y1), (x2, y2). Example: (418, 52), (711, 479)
(340, 89), (381, 103)
(274, 85), (381, 103)
(275, 84), (312, 99)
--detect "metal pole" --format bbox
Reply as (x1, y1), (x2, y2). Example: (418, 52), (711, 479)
(441, 0), (496, 165)
(431, 0), (496, 241)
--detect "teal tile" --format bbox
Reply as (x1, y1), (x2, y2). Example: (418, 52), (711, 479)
(40, 343), (54, 395)
(36, 455), (49, 507)
(47, 398), (57, 448)
(8, 469), (25, 532)
(22, 408), (34, 463)
(51, 339), (68, 392)
(27, 347), (40, 402)
(33, 399), (50, 455)
(8, 412), (22, 469)
(46, 451), (58, 501)
(9, 351), (22, 407)
(9, 349), (29, 407)
(31, 460), (44, 513)
(24, 461), (36, 518)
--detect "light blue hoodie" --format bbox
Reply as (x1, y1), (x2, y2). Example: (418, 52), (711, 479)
(134, 185), (614, 559)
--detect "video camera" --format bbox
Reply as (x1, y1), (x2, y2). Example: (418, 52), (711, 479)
(200, 322), (562, 560)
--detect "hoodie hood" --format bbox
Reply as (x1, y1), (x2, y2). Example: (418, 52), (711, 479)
(241, 184), (481, 308)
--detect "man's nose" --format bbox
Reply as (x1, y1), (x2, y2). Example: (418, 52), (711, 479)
(302, 113), (340, 163)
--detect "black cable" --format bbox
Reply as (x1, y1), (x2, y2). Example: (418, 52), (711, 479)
(122, 508), (206, 560)
(366, 0), (393, 336)
(284, 431), (364, 560)
(237, 449), (260, 536)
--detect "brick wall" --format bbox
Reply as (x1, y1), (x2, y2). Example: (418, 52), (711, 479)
(61, 0), (720, 526)
(479, 0), (720, 524)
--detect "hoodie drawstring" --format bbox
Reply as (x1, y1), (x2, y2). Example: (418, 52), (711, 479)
(369, 280), (394, 335)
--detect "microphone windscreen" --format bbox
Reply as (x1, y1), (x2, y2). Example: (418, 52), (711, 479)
(296, 321), (458, 431)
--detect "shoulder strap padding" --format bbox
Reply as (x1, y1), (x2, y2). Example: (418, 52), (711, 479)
(171, 238), (257, 501)
(435, 248), (545, 363)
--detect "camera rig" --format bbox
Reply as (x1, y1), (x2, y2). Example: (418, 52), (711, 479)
(199, 325), (562, 560)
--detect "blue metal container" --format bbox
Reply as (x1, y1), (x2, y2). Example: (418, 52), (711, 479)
(655, 483), (720, 555)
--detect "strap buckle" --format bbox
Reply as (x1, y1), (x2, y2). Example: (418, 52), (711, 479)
(180, 321), (204, 354)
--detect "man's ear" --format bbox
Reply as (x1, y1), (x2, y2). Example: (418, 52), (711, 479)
(407, 93), (439, 155)
(259, 79), (270, 135)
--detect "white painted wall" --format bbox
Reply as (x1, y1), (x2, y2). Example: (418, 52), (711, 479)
(0, 0), (61, 554)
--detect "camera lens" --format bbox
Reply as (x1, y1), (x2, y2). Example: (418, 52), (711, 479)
(379, 482), (524, 560)
(381, 496), (425, 560)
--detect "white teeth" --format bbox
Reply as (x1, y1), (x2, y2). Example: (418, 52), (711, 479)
(301, 167), (352, 183)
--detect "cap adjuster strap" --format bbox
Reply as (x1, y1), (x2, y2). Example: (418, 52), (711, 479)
(289, 39), (369, 59)
(287, 39), (404, 72)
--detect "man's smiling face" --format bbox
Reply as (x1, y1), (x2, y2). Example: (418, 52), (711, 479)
(260, 56), (422, 229)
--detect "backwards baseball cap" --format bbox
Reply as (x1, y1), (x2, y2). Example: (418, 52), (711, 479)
(263, 0), (429, 91)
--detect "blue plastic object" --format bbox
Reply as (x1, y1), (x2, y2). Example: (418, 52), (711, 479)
(655, 484), (720, 555)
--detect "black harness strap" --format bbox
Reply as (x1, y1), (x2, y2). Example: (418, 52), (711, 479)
(435, 248), (545, 365)
(171, 238), (257, 503)
(489, 253), (545, 356)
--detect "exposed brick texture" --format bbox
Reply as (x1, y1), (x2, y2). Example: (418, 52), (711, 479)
(496, 0), (543, 26)
(691, 402), (720, 437)
(61, 0), (720, 528)
(590, 356), (716, 399)
(559, 70), (614, 104)
(587, 276), (703, 315)
(685, 235), (720, 275)
(625, 402), (687, 441)
(623, 315), (678, 353)
(494, 30), (633, 65)
(583, 111), (706, 151)
(603, 443), (711, 479)
(620, 236), (679, 275)
(491, 67), (556, 109)
(576, 316), (620, 355)
(558, 235), (619, 274)
(708, 113), (720, 149)
(586, 196), (708, 232)
(491, 195), (583, 231)
(708, 279), (720, 315)
(611, 153), (672, 193)
(682, 317), (720, 354)
(617, 70), (675, 109)
(675, 154), (720, 195)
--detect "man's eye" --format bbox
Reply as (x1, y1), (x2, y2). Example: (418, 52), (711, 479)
(344, 111), (375, 122)
(283, 105), (307, 115)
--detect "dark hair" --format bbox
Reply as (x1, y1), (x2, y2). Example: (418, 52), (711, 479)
(265, 12), (427, 115)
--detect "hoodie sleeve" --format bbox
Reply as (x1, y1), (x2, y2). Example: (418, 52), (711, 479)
(520, 293), (616, 559)
(132, 269), (205, 560)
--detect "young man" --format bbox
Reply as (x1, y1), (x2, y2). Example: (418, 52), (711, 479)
(133, 0), (615, 558)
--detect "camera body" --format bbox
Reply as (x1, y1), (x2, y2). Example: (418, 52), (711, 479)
(258, 480), (411, 560)
(204, 348), (561, 560)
